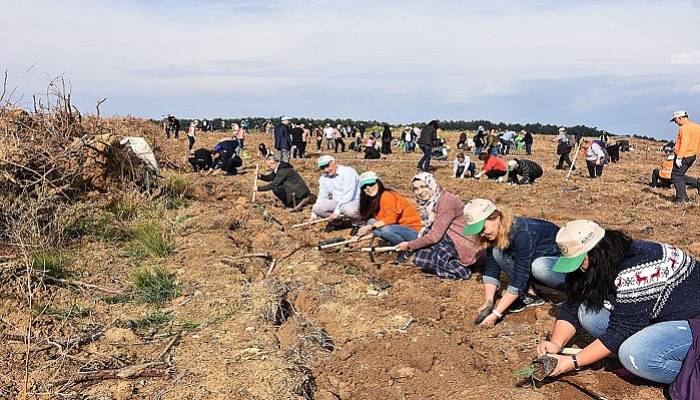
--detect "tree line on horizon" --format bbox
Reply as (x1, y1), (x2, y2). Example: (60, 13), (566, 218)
(154, 116), (665, 142)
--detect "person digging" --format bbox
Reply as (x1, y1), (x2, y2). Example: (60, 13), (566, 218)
(256, 155), (312, 210)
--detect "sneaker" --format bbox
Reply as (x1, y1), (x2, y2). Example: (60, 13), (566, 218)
(508, 295), (545, 313)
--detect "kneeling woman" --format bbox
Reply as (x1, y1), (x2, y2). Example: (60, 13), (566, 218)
(463, 199), (565, 326)
(537, 220), (700, 389)
(395, 173), (484, 279)
(355, 171), (422, 246)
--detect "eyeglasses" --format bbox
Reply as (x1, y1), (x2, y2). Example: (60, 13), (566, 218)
(361, 182), (377, 190)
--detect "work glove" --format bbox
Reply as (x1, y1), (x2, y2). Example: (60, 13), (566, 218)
(676, 157), (682, 168)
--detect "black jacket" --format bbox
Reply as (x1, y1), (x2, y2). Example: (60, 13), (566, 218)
(364, 146), (380, 159)
(257, 162), (310, 201)
(274, 123), (292, 150)
(524, 132), (533, 145)
(474, 131), (485, 147)
(508, 159), (543, 184)
(189, 148), (213, 170)
(291, 127), (304, 145)
(417, 125), (437, 147)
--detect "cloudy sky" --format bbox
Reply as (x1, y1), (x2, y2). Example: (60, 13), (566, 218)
(2, 0), (700, 139)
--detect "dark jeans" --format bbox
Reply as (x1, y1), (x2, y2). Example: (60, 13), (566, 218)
(292, 143), (305, 158)
(335, 139), (345, 153)
(485, 169), (507, 180)
(672, 155), (698, 202)
(418, 145), (432, 171)
(557, 151), (573, 169)
(651, 168), (672, 188)
(455, 162), (476, 178)
(188, 136), (195, 150)
(316, 139), (322, 151)
(500, 139), (511, 155)
(525, 142), (532, 155)
(271, 187), (306, 208)
(173, 127), (180, 139)
(586, 161), (604, 178)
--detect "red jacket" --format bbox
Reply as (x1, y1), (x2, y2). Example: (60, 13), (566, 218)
(482, 156), (507, 173)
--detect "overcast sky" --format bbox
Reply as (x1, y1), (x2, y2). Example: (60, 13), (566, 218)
(2, 0), (700, 139)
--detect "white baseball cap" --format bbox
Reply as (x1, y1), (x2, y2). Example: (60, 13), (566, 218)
(317, 155), (335, 169)
(463, 198), (497, 235)
(671, 110), (688, 122)
(552, 219), (606, 273)
(507, 160), (518, 171)
(559, 127), (566, 133)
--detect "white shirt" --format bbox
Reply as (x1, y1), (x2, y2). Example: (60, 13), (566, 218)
(323, 127), (335, 139)
(318, 165), (359, 215)
(586, 142), (606, 162)
(453, 157), (471, 177)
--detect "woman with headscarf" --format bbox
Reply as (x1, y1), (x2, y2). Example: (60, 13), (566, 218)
(395, 173), (484, 278)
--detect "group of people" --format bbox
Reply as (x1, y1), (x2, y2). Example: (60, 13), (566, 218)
(180, 109), (700, 394)
(281, 152), (700, 391)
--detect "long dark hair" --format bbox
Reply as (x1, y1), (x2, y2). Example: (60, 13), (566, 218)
(359, 180), (391, 220)
(565, 230), (633, 311)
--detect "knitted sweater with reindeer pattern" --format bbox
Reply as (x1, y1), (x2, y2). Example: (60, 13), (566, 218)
(558, 240), (700, 353)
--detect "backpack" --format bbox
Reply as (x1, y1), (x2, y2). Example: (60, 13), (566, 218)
(594, 140), (610, 164)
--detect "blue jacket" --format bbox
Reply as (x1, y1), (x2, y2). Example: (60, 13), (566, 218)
(483, 217), (560, 295)
(274, 123), (292, 150)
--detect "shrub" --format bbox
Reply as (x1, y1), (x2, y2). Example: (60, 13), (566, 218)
(129, 309), (173, 329)
(133, 266), (180, 304)
(31, 251), (74, 279)
(108, 194), (142, 221)
(128, 220), (175, 257)
(162, 175), (193, 198)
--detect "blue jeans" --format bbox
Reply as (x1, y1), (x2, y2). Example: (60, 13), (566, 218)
(487, 250), (567, 294)
(475, 145), (483, 156)
(576, 304), (692, 384)
(418, 145), (432, 172)
(373, 224), (418, 245)
(367, 219), (418, 245)
(525, 143), (532, 155)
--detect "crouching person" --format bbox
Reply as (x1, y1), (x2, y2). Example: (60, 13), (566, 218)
(536, 220), (700, 391)
(394, 173), (484, 278)
(355, 172), (421, 260)
(311, 155), (362, 232)
(463, 199), (565, 326)
(650, 153), (674, 188)
(257, 155), (311, 209)
(188, 148), (213, 172)
(212, 139), (242, 175)
(507, 159), (543, 184)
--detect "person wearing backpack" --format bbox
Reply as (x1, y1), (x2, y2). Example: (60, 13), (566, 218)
(556, 127), (575, 170)
(585, 139), (607, 178)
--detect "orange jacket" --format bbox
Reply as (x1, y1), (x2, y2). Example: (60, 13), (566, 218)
(375, 191), (422, 232)
(674, 121), (700, 157)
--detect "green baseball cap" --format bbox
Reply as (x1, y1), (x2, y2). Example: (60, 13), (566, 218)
(552, 219), (606, 273)
(462, 198), (496, 236)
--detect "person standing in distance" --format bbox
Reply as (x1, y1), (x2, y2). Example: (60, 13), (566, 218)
(670, 110), (700, 203)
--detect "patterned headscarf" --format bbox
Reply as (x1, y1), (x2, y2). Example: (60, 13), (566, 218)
(412, 172), (443, 236)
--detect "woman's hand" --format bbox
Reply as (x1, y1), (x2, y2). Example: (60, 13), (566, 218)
(356, 225), (372, 238)
(395, 242), (410, 251)
(536, 341), (562, 357)
(547, 354), (575, 377)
